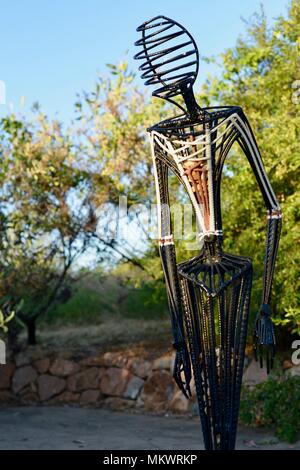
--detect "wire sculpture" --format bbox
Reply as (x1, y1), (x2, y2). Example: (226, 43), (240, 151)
(134, 15), (282, 450)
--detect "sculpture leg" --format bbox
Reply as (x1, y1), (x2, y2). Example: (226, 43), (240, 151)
(179, 252), (252, 450)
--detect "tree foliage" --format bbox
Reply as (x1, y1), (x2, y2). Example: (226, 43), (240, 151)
(0, 112), (98, 344)
(199, 0), (300, 334)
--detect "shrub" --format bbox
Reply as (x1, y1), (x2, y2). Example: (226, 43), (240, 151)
(240, 377), (300, 443)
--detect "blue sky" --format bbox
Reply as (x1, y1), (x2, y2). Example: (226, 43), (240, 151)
(0, 0), (289, 124)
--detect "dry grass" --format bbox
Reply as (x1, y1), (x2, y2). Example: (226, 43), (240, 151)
(19, 314), (172, 356)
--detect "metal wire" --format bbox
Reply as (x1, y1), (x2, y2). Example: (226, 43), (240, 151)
(134, 16), (199, 113)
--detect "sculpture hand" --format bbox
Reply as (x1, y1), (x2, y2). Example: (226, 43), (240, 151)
(253, 303), (275, 373)
(172, 342), (192, 399)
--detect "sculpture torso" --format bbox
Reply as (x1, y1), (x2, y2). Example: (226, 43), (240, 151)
(149, 105), (245, 244)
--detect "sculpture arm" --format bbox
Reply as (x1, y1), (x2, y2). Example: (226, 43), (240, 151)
(234, 113), (282, 372)
(153, 153), (192, 398)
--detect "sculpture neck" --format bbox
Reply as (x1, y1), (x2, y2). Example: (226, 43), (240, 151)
(180, 83), (205, 119)
(203, 237), (223, 262)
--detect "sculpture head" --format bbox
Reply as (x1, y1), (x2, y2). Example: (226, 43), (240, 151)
(134, 16), (203, 117)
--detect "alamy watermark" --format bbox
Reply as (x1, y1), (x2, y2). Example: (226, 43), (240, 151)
(0, 339), (6, 364)
(0, 309), (14, 364)
(95, 196), (203, 250)
(291, 339), (300, 365)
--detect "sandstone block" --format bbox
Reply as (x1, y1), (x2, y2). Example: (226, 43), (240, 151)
(12, 366), (37, 394)
(99, 368), (132, 397)
(0, 362), (15, 389)
(140, 370), (174, 411)
(38, 374), (66, 401)
(67, 367), (102, 392)
(49, 358), (80, 377)
(34, 358), (50, 374)
(80, 389), (100, 405)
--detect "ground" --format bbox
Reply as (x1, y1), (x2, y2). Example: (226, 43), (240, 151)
(27, 316), (172, 354)
(0, 406), (299, 450)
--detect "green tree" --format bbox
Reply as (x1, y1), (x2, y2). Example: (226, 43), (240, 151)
(199, 0), (300, 334)
(0, 112), (98, 345)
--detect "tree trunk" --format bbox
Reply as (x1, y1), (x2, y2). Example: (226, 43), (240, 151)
(7, 323), (20, 354)
(27, 320), (37, 345)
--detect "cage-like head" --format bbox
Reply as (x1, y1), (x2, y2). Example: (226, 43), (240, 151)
(134, 16), (201, 116)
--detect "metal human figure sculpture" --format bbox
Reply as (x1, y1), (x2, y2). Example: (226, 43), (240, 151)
(134, 16), (281, 450)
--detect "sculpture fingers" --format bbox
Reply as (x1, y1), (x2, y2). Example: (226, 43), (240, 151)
(173, 348), (192, 399)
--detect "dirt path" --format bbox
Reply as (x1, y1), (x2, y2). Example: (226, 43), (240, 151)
(0, 406), (299, 450)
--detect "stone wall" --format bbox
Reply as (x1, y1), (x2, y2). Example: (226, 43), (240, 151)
(0, 349), (198, 413)
(1, 348), (298, 413)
